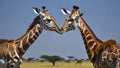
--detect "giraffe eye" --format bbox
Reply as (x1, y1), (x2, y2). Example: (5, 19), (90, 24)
(70, 19), (74, 22)
(46, 19), (51, 23)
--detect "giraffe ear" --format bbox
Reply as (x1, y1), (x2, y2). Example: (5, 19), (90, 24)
(32, 7), (45, 16)
(61, 8), (71, 15)
(32, 7), (40, 15)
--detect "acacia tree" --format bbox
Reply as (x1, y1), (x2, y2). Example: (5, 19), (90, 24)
(40, 55), (64, 66)
(27, 58), (34, 61)
(67, 56), (75, 61)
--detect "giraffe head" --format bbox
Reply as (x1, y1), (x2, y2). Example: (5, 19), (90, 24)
(33, 6), (61, 34)
(61, 6), (83, 34)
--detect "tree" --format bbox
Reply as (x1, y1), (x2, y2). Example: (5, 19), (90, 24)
(67, 56), (75, 61)
(27, 57), (34, 61)
(40, 55), (63, 66)
(76, 59), (82, 64)
(0, 39), (8, 44)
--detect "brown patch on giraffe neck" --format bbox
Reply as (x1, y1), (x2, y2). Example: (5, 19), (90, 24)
(95, 39), (117, 55)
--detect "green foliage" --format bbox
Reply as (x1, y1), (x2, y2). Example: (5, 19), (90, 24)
(27, 57), (35, 61)
(0, 39), (8, 44)
(41, 55), (49, 60)
(40, 55), (64, 66)
(67, 56), (75, 60)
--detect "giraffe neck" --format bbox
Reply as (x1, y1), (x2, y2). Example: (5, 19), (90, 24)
(15, 16), (43, 56)
(78, 17), (103, 62)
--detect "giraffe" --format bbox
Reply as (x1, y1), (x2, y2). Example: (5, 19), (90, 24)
(61, 5), (120, 68)
(0, 6), (61, 68)
(15, 6), (61, 56)
(0, 40), (20, 68)
(14, 6), (62, 68)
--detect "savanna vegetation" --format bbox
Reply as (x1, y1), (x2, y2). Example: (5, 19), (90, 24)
(21, 60), (93, 68)
(21, 55), (93, 68)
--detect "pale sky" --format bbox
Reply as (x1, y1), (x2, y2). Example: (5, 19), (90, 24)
(0, 0), (120, 59)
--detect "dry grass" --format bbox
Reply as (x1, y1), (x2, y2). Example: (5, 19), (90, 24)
(21, 61), (93, 68)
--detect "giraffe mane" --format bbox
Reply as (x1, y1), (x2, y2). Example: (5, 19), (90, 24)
(27, 16), (40, 32)
(7, 40), (15, 43)
(95, 39), (117, 55)
(15, 16), (41, 41)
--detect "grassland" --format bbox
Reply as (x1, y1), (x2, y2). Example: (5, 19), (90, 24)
(21, 61), (93, 68)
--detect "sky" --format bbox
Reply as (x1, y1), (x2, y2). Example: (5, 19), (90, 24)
(0, 0), (120, 60)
